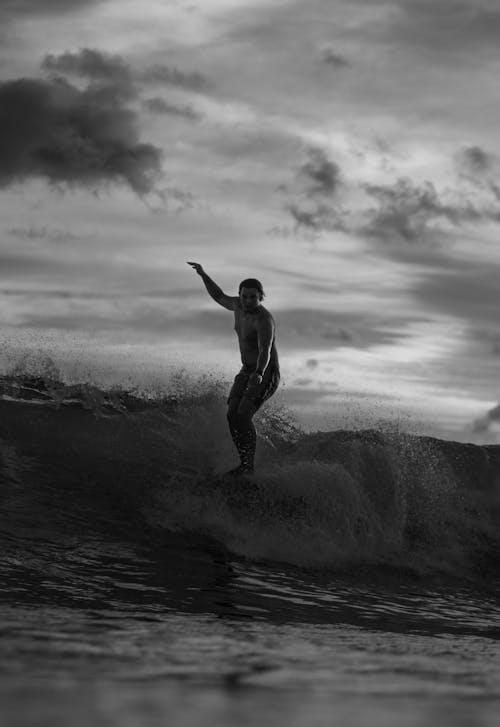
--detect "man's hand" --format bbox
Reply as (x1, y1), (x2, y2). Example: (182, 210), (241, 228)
(248, 372), (263, 386)
(187, 261), (205, 276)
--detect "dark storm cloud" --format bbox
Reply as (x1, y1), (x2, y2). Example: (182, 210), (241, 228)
(42, 48), (132, 87)
(139, 65), (212, 92)
(0, 74), (162, 193)
(143, 97), (201, 121)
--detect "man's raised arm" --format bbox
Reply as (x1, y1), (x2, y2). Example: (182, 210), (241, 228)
(187, 262), (235, 311)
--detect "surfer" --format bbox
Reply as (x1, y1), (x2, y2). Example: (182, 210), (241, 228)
(187, 262), (280, 476)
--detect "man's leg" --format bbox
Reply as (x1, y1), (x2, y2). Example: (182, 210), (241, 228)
(226, 365), (280, 475)
(235, 397), (257, 472)
(227, 397), (243, 458)
(226, 370), (249, 472)
(226, 396), (257, 474)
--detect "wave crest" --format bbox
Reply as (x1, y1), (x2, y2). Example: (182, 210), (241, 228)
(1, 373), (499, 578)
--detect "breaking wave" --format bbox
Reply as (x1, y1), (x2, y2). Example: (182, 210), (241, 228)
(1, 372), (499, 582)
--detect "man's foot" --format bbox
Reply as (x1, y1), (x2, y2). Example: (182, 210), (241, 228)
(225, 464), (254, 478)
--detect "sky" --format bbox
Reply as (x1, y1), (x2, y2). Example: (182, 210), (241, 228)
(0, 0), (499, 442)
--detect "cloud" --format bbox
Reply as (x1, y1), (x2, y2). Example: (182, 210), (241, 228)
(389, 0), (500, 56)
(8, 225), (90, 243)
(11, 304), (234, 337)
(455, 146), (500, 203)
(282, 148), (500, 242)
(0, 251), (66, 276)
(457, 146), (496, 176)
(140, 65), (212, 92)
(282, 147), (345, 233)
(362, 178), (474, 242)
(0, 0), (104, 23)
(155, 186), (199, 213)
(285, 201), (346, 234)
(4, 295), (413, 352)
(0, 287), (199, 300)
(472, 402), (500, 434)
(143, 97), (201, 121)
(273, 307), (413, 351)
(212, 125), (301, 172)
(41, 49), (212, 100)
(299, 147), (342, 197)
(0, 70), (162, 193)
(282, 149), (497, 242)
(42, 48), (132, 88)
(489, 404), (500, 422)
(42, 48), (206, 118)
(410, 259), (500, 326)
(318, 46), (349, 68)
(362, 177), (500, 242)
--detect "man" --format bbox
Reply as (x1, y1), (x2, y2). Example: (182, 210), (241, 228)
(187, 262), (280, 476)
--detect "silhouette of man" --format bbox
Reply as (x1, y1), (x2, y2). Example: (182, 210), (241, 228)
(187, 262), (280, 475)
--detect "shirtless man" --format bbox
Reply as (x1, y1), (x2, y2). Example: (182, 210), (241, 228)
(187, 262), (280, 476)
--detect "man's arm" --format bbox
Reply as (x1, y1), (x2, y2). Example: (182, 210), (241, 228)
(187, 262), (235, 311)
(254, 316), (274, 376)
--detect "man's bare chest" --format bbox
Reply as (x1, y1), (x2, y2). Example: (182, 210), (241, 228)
(234, 310), (258, 341)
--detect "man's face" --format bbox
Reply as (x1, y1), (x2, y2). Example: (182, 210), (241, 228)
(240, 287), (261, 312)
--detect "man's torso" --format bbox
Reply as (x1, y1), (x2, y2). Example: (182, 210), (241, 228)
(233, 302), (279, 369)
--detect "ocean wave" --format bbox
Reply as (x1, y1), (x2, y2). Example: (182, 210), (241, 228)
(1, 374), (499, 580)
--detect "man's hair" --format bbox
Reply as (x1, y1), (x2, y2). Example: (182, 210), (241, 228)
(238, 278), (265, 299)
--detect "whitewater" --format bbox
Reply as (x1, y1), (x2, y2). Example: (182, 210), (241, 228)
(0, 371), (499, 727)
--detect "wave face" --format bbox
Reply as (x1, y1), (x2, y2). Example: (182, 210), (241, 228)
(1, 374), (499, 582)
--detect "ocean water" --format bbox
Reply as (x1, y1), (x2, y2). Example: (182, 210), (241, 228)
(0, 374), (499, 726)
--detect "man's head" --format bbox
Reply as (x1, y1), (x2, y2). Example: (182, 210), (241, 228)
(238, 278), (264, 312)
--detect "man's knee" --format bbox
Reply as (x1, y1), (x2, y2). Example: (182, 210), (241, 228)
(237, 396), (256, 422)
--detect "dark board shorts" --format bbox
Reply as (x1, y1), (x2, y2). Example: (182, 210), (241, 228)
(227, 363), (280, 411)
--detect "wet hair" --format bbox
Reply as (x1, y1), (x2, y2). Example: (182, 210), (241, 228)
(238, 278), (265, 299)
